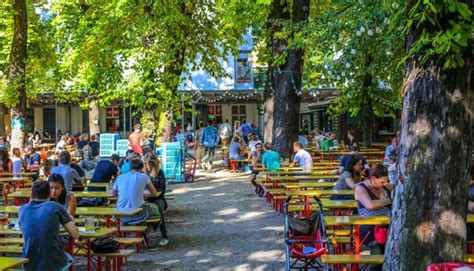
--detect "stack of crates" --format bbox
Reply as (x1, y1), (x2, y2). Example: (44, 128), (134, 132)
(116, 139), (130, 157)
(99, 133), (120, 157)
(160, 142), (183, 182)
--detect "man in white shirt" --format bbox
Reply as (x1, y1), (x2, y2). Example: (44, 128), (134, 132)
(291, 142), (313, 171)
(218, 119), (232, 146)
(248, 134), (262, 153)
(313, 129), (326, 149)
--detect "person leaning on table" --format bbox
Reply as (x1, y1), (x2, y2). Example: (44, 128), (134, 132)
(19, 180), (80, 271)
(354, 164), (393, 271)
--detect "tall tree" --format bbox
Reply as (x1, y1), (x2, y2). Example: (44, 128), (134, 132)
(384, 0), (472, 269)
(304, 1), (403, 147)
(268, 0), (310, 158)
(7, 0), (28, 150)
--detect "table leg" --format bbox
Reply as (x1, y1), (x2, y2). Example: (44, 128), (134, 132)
(87, 239), (91, 271)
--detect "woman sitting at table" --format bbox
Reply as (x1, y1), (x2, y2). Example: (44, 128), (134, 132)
(354, 164), (392, 271)
(49, 174), (77, 217)
(0, 148), (12, 173)
(144, 153), (169, 246)
(331, 155), (364, 200)
(229, 136), (245, 160)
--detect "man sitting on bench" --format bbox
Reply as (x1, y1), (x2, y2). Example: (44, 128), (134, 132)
(19, 181), (80, 270)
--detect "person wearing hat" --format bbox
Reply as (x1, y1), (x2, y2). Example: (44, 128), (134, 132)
(88, 154), (120, 192)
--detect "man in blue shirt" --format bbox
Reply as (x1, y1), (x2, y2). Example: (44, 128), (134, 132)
(24, 146), (41, 167)
(52, 151), (84, 191)
(240, 120), (253, 144)
(384, 137), (399, 168)
(200, 120), (219, 171)
(262, 142), (281, 172)
(88, 154), (120, 192)
(19, 181), (79, 270)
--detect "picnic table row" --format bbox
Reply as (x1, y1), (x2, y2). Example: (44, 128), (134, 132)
(254, 164), (474, 270)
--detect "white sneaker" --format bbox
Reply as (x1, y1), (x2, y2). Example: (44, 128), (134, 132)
(159, 238), (169, 246)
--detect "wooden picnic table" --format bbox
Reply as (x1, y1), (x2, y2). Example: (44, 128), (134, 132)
(0, 172), (37, 177)
(0, 256), (29, 270)
(268, 175), (339, 181)
(285, 189), (354, 197)
(0, 206), (141, 217)
(0, 177), (30, 182)
(8, 190), (116, 199)
(287, 200), (357, 211)
(283, 182), (336, 189)
(259, 170), (337, 176)
(255, 166), (339, 171)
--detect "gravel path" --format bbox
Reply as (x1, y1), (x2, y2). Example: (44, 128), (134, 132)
(120, 170), (286, 270)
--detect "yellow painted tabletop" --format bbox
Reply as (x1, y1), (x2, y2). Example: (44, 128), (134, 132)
(255, 166), (339, 171)
(0, 206), (141, 216)
(321, 254), (384, 264)
(84, 182), (110, 188)
(76, 207), (142, 216)
(8, 190), (116, 199)
(285, 189), (353, 197)
(260, 170), (337, 176)
(0, 257), (29, 269)
(284, 182), (336, 189)
(59, 227), (116, 238)
(269, 175), (339, 181)
(324, 216), (390, 226)
(287, 200), (357, 211)
(0, 172), (37, 176)
(0, 177), (30, 182)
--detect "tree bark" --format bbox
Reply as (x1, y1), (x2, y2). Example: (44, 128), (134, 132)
(270, 0), (310, 158)
(88, 100), (100, 135)
(8, 0), (28, 151)
(384, 7), (472, 270)
(360, 74), (374, 148)
(0, 105), (6, 136)
(263, 63), (273, 143)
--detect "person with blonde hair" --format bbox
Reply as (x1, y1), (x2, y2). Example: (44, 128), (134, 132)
(144, 153), (169, 246)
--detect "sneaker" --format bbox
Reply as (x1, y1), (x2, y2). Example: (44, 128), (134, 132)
(159, 238), (169, 246)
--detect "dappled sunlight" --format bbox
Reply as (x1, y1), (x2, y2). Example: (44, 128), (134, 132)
(214, 251), (233, 257)
(448, 88), (462, 103)
(196, 258), (212, 264)
(239, 211), (266, 220)
(416, 221), (435, 244)
(439, 210), (465, 238)
(262, 226), (284, 232)
(185, 250), (202, 257)
(442, 126), (461, 139)
(247, 250), (284, 262)
(410, 117), (432, 138)
(211, 193), (227, 197)
(174, 186), (216, 195)
(214, 208), (239, 216)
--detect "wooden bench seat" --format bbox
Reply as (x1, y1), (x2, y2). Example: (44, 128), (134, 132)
(326, 230), (351, 236)
(76, 249), (134, 258)
(0, 246), (22, 254)
(322, 254), (474, 265)
(332, 237), (351, 244)
(0, 238), (23, 245)
(120, 226), (147, 233)
(113, 237), (144, 246)
(145, 218), (160, 223)
(321, 255), (384, 265)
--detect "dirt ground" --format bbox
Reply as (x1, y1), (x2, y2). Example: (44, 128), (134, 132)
(79, 169), (287, 270)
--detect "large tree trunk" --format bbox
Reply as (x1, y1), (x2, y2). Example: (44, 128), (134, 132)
(8, 0), (28, 151)
(155, 112), (173, 145)
(360, 75), (374, 148)
(263, 64), (273, 143)
(0, 105), (6, 136)
(88, 100), (101, 135)
(384, 9), (472, 270)
(270, 0), (310, 158)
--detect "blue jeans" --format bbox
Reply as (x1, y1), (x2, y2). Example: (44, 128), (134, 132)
(59, 252), (74, 271)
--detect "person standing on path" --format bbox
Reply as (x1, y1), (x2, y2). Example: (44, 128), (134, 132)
(194, 121), (205, 169)
(129, 123), (144, 155)
(240, 120), (252, 144)
(218, 119), (232, 146)
(200, 120), (219, 171)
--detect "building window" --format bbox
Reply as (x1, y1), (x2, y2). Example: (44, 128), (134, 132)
(105, 106), (120, 132)
(231, 105), (246, 125)
(207, 105), (222, 124)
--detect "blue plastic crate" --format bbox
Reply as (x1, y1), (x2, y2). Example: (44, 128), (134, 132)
(100, 144), (114, 150)
(99, 149), (116, 157)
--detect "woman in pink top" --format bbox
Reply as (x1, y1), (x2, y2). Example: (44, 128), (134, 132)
(129, 124), (144, 155)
